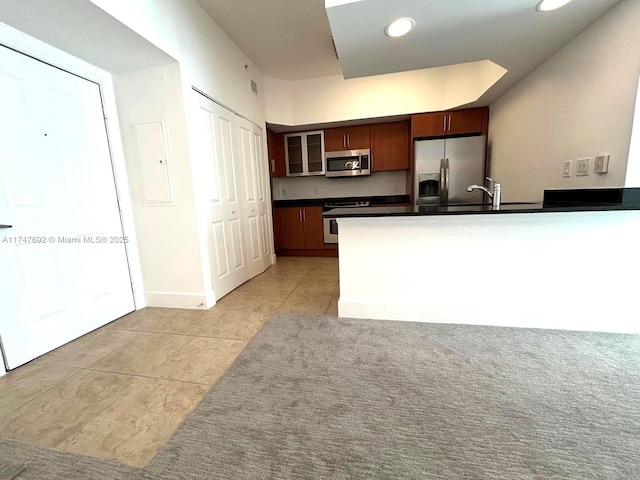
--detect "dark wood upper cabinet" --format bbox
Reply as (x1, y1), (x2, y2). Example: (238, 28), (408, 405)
(370, 121), (410, 172)
(447, 108), (486, 136)
(411, 107), (488, 139)
(324, 125), (370, 151)
(266, 129), (286, 178)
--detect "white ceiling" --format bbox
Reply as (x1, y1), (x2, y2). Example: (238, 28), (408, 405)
(327, 0), (620, 79)
(0, 0), (174, 73)
(197, 0), (620, 102)
(195, 0), (342, 81)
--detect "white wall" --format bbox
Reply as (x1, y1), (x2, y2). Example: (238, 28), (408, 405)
(113, 64), (208, 308)
(265, 60), (506, 126)
(625, 73), (640, 187)
(338, 210), (640, 334)
(90, 0), (273, 306)
(273, 171), (407, 201)
(488, 0), (640, 202)
(89, 0), (266, 126)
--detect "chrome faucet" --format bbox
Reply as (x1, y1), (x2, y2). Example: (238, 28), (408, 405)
(467, 177), (501, 209)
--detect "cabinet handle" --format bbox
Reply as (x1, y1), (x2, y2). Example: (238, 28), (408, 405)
(271, 159), (275, 172)
(347, 133), (350, 147)
(443, 116), (447, 132)
(448, 115), (452, 131)
(303, 210), (306, 222)
(343, 134), (346, 149)
(299, 210), (302, 222)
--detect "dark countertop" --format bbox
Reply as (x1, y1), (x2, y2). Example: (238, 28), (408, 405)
(322, 188), (640, 218)
(273, 194), (410, 208)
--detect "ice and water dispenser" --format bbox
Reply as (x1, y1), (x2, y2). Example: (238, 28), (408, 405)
(418, 173), (440, 204)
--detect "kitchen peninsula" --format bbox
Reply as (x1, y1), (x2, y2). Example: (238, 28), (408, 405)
(324, 189), (640, 334)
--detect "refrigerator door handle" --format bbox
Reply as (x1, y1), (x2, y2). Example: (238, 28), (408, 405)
(439, 158), (445, 205)
(444, 158), (450, 204)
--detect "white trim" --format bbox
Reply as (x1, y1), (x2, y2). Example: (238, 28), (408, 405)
(0, 22), (145, 375)
(338, 299), (640, 335)
(144, 291), (212, 310)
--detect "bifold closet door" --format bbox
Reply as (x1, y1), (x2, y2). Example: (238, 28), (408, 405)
(193, 94), (249, 299)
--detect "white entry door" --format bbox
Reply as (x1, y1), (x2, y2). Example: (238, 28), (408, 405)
(0, 46), (134, 369)
(193, 94), (249, 300)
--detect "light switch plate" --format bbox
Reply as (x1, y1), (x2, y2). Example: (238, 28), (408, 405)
(594, 155), (610, 174)
(563, 161), (571, 178)
(576, 158), (590, 176)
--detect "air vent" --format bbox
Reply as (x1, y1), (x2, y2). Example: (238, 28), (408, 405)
(250, 79), (258, 96)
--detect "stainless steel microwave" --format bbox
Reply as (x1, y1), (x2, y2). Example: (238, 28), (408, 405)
(325, 149), (371, 177)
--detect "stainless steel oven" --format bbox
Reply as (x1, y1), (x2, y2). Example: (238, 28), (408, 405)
(322, 201), (369, 243)
(325, 149), (371, 177)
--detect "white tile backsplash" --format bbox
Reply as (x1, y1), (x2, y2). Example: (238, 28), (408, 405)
(272, 171), (407, 200)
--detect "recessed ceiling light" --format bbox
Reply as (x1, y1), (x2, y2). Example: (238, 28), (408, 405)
(536, 0), (573, 12)
(384, 17), (415, 38)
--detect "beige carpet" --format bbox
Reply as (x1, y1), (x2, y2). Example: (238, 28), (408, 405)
(143, 314), (640, 479)
(2, 313), (640, 479)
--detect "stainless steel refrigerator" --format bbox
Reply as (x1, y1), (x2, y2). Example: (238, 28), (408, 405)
(414, 135), (486, 206)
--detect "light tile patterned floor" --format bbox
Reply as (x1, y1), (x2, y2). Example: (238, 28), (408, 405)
(0, 257), (338, 467)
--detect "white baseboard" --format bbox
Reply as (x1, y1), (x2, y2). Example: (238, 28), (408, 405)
(133, 290), (146, 310)
(144, 291), (211, 310)
(204, 289), (216, 309)
(338, 299), (640, 335)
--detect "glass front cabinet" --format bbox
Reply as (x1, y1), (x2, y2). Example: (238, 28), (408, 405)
(284, 131), (325, 177)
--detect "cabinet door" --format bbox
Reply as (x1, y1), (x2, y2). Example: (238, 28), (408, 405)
(303, 207), (324, 249)
(411, 112), (448, 138)
(306, 132), (324, 174)
(324, 127), (346, 151)
(447, 108), (485, 136)
(371, 121), (409, 171)
(345, 125), (370, 149)
(285, 134), (304, 175)
(282, 207), (305, 249)
(267, 130), (286, 178)
(272, 207), (285, 250)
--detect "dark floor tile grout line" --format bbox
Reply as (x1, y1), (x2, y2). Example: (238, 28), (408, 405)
(108, 327), (254, 342)
(77, 366), (214, 387)
(0, 368), (84, 426)
(109, 326), (202, 338)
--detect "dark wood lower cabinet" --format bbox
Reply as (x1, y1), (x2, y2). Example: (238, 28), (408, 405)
(273, 206), (336, 257)
(282, 207), (305, 249)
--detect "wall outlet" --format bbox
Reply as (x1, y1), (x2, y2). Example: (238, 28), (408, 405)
(563, 161), (571, 178)
(393, 182), (399, 191)
(280, 188), (286, 197)
(314, 186), (319, 195)
(576, 158), (590, 176)
(594, 155), (610, 174)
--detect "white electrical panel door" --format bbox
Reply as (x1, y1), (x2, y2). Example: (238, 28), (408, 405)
(0, 46), (134, 370)
(134, 121), (174, 204)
